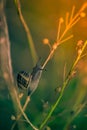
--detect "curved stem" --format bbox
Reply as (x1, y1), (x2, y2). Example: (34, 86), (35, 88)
(13, 87), (38, 130)
(11, 96), (31, 130)
(40, 78), (69, 129)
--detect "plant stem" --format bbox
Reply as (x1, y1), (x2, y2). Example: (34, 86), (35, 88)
(72, 41), (87, 70)
(13, 88), (39, 130)
(40, 78), (69, 129)
(11, 96), (31, 130)
(42, 49), (54, 69)
(39, 41), (87, 129)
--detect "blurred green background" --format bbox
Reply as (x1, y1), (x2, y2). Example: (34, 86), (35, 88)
(0, 0), (87, 130)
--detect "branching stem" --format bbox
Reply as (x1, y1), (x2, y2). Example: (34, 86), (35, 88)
(40, 41), (87, 129)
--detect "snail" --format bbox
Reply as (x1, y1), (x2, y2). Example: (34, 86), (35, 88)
(17, 62), (43, 96)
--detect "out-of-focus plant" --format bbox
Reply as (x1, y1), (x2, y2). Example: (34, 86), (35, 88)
(3, 0), (87, 130)
(14, 0), (38, 64)
(0, 1), (38, 130)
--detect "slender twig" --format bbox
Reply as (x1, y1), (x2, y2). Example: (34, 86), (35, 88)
(70, 6), (75, 21)
(12, 88), (38, 130)
(57, 18), (64, 42)
(59, 34), (73, 45)
(11, 96), (31, 130)
(65, 12), (69, 26)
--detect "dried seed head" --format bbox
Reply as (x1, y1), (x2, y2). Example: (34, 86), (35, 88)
(59, 17), (64, 23)
(43, 38), (52, 49)
(78, 49), (82, 55)
(43, 38), (49, 45)
(80, 12), (86, 17)
(77, 40), (83, 47)
(76, 40), (83, 51)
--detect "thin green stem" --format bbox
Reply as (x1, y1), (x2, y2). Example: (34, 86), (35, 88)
(40, 78), (69, 129)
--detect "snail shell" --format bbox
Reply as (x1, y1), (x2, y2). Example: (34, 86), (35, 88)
(17, 71), (30, 90)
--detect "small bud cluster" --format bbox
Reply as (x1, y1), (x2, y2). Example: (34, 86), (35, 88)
(76, 40), (83, 55)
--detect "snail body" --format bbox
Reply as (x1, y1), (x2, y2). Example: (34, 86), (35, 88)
(28, 64), (42, 96)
